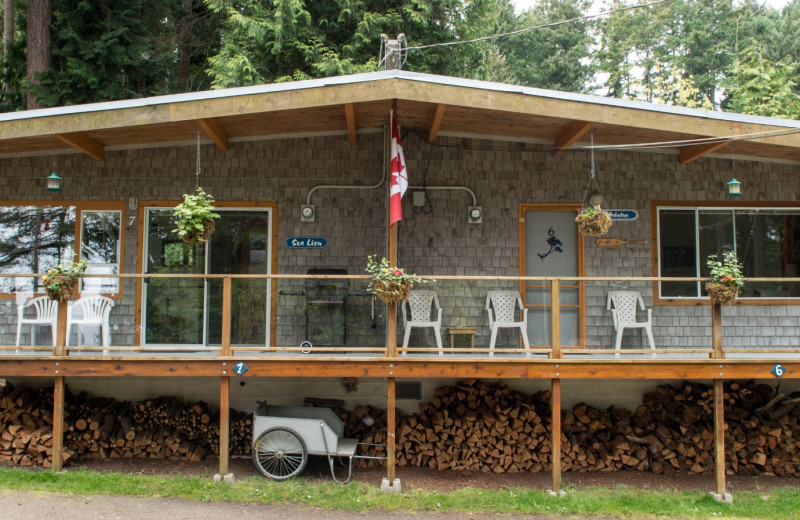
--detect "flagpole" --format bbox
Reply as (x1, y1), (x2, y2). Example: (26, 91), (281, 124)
(386, 107), (399, 491)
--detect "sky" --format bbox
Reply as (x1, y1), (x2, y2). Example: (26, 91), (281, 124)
(511, 0), (791, 13)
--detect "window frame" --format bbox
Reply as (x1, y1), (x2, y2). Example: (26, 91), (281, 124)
(651, 200), (800, 305)
(0, 200), (126, 300)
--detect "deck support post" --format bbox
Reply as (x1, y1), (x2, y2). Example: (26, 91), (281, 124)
(711, 378), (731, 503)
(381, 376), (401, 493)
(549, 377), (563, 496)
(215, 376), (233, 483)
(711, 303), (723, 359)
(51, 376), (65, 471)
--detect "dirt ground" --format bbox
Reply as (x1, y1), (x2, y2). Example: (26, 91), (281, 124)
(59, 456), (800, 493)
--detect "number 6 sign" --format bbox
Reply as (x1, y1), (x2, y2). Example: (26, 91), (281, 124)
(771, 363), (786, 379)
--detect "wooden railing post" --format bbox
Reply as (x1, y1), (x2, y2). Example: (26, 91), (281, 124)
(550, 279), (561, 359)
(55, 302), (68, 356)
(711, 303), (723, 359)
(220, 276), (232, 356)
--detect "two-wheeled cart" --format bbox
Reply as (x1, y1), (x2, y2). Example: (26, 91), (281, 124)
(251, 403), (385, 483)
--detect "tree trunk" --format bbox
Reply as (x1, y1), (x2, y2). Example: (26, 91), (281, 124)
(3, 0), (13, 63)
(178, 0), (192, 91)
(26, 0), (51, 109)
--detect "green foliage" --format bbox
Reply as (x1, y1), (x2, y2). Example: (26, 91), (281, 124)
(41, 259), (87, 295)
(726, 44), (800, 119)
(365, 254), (429, 300)
(707, 250), (745, 292)
(500, 0), (593, 92)
(205, 0), (515, 88)
(172, 187), (221, 245)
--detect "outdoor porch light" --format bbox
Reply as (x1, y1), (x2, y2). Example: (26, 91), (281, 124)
(468, 206), (483, 224)
(45, 172), (62, 192)
(300, 204), (315, 222)
(727, 178), (742, 196)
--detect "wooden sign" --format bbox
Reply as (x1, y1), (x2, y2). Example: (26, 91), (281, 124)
(286, 237), (327, 248)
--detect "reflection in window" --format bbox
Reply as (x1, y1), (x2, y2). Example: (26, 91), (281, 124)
(658, 207), (800, 299)
(81, 210), (121, 293)
(0, 206), (75, 292)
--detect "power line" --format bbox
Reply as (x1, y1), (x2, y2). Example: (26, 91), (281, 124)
(399, 0), (670, 53)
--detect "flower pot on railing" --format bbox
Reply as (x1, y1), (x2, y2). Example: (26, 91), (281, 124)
(705, 282), (739, 305)
(365, 255), (431, 304)
(575, 206), (612, 237)
(706, 251), (744, 306)
(42, 260), (86, 302)
(371, 279), (413, 304)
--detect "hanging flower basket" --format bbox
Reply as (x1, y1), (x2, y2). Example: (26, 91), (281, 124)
(575, 207), (612, 237)
(705, 282), (739, 305)
(173, 187), (221, 246)
(365, 255), (431, 304)
(706, 251), (744, 305)
(42, 260), (86, 302)
(371, 279), (413, 304)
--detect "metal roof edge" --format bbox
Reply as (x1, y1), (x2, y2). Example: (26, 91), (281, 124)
(2, 68), (799, 131)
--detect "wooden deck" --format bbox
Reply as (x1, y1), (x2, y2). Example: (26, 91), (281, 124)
(2, 273), (799, 498)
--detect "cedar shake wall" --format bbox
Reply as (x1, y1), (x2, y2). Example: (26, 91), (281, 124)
(1, 131), (799, 350)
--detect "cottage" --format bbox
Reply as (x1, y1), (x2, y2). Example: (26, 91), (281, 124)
(1, 70), (799, 495)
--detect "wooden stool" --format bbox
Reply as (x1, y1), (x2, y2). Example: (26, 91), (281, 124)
(448, 327), (476, 348)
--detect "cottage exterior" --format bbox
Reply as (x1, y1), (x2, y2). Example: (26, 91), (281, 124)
(0, 70), (799, 493)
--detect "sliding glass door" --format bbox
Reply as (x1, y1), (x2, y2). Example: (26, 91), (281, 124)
(142, 208), (272, 347)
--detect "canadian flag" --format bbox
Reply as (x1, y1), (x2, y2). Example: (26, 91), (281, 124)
(389, 111), (407, 227)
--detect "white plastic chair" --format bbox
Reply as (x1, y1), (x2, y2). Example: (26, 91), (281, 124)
(485, 291), (530, 356)
(67, 295), (115, 350)
(401, 290), (443, 355)
(606, 291), (655, 358)
(16, 294), (58, 348)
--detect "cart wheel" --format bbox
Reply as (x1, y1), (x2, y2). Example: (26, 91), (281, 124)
(252, 427), (308, 480)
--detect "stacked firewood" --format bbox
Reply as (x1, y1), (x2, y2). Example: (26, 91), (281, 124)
(0, 385), (73, 467)
(395, 380), (551, 472)
(0, 385), (253, 466)
(3, 379), (799, 476)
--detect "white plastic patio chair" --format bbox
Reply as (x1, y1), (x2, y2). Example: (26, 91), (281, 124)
(67, 295), (115, 351)
(606, 290), (655, 358)
(16, 294), (58, 348)
(485, 291), (530, 356)
(401, 290), (443, 355)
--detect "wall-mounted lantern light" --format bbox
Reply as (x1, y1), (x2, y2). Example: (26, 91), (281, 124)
(727, 178), (742, 196)
(45, 172), (62, 192)
(300, 205), (315, 222)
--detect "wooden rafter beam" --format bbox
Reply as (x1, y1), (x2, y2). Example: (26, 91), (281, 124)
(197, 118), (229, 152)
(344, 103), (357, 144)
(428, 104), (446, 143)
(55, 132), (104, 161)
(554, 121), (592, 154)
(679, 141), (729, 164)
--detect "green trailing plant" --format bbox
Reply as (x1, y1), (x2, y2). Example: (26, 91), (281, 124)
(172, 187), (221, 245)
(706, 250), (745, 304)
(365, 255), (430, 304)
(41, 259), (87, 301)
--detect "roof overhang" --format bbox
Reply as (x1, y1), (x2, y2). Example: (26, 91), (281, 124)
(1, 70), (799, 164)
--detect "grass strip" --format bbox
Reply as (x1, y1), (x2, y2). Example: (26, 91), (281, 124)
(0, 466), (798, 519)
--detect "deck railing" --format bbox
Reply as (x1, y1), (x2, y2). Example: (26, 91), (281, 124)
(3, 273), (799, 360)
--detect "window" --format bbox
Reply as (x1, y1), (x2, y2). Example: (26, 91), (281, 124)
(0, 204), (123, 295)
(657, 206), (800, 300)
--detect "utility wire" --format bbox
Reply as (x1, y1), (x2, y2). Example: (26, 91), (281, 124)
(573, 127), (800, 151)
(399, 0), (670, 53)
